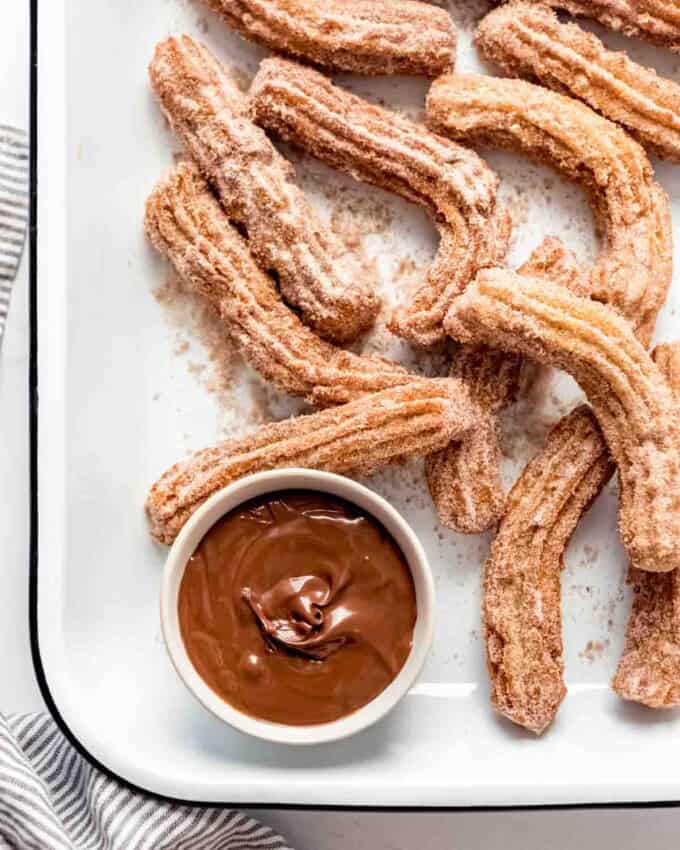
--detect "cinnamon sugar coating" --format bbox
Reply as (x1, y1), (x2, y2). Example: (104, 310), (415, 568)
(446, 270), (680, 575)
(149, 36), (379, 344)
(248, 56), (510, 348)
(477, 3), (680, 162)
(484, 405), (613, 734)
(517, 0), (680, 53)
(203, 0), (456, 76)
(427, 74), (672, 347)
(613, 343), (680, 709)
(145, 381), (477, 544)
(486, 343), (680, 732)
(427, 237), (587, 534)
(145, 161), (410, 406)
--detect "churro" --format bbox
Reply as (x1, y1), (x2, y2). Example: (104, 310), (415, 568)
(487, 343), (680, 732)
(613, 343), (680, 709)
(427, 74), (672, 346)
(427, 236), (586, 534)
(149, 35), (379, 344)
(145, 160), (410, 406)
(446, 269), (680, 574)
(519, 0), (680, 53)
(145, 381), (476, 545)
(203, 0), (456, 76)
(249, 56), (510, 347)
(477, 3), (680, 163)
(484, 405), (614, 734)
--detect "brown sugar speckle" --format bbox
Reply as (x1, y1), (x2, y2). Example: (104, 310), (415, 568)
(174, 338), (190, 356)
(153, 275), (240, 410)
(579, 639), (610, 663)
(584, 544), (599, 565)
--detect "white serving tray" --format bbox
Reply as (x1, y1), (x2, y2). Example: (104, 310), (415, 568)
(33, 0), (680, 807)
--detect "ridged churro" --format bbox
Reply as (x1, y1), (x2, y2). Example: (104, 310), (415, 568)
(446, 269), (680, 575)
(427, 74), (672, 346)
(145, 160), (410, 406)
(203, 0), (456, 76)
(249, 56), (510, 347)
(613, 343), (680, 709)
(149, 36), (379, 344)
(484, 405), (614, 734)
(146, 381), (476, 545)
(426, 347), (521, 535)
(427, 236), (586, 534)
(477, 3), (680, 163)
(487, 343), (680, 732)
(519, 0), (680, 53)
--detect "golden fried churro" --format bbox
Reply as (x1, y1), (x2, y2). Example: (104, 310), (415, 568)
(145, 161), (410, 406)
(484, 405), (614, 734)
(484, 340), (677, 731)
(477, 3), (680, 163)
(519, 0), (680, 53)
(427, 75), (672, 345)
(248, 56), (510, 347)
(446, 269), (680, 574)
(426, 348), (521, 534)
(149, 36), (379, 344)
(427, 237), (586, 534)
(145, 381), (476, 544)
(613, 343), (680, 709)
(203, 0), (456, 76)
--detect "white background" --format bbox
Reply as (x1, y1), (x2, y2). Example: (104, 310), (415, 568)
(3, 1), (680, 845)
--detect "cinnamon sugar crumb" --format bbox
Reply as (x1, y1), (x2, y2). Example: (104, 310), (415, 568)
(245, 378), (309, 430)
(329, 191), (394, 243)
(579, 639), (610, 662)
(153, 275), (240, 408)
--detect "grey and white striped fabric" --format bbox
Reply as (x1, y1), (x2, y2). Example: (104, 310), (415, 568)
(0, 714), (295, 850)
(0, 125), (28, 344)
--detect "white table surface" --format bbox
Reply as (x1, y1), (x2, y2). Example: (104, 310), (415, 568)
(3, 2), (680, 846)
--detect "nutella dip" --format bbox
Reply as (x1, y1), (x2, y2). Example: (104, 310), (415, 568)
(178, 490), (417, 725)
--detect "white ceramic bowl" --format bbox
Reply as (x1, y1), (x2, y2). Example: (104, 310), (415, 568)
(160, 469), (435, 745)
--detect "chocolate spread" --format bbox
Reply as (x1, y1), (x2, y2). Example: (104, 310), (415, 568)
(178, 490), (417, 725)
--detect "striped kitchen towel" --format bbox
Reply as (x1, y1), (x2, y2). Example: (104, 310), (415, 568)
(0, 713), (295, 850)
(0, 125), (28, 345)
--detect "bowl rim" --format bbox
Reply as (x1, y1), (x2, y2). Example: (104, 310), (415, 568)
(160, 468), (435, 746)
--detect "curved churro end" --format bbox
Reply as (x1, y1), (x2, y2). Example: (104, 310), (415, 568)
(426, 409), (505, 535)
(145, 160), (410, 406)
(518, 0), (680, 54)
(446, 269), (680, 575)
(149, 35), (379, 344)
(145, 380), (478, 545)
(388, 212), (512, 348)
(613, 342), (680, 709)
(204, 0), (456, 77)
(485, 405), (613, 735)
(612, 571), (680, 709)
(427, 345), (521, 534)
(249, 56), (510, 349)
(426, 74), (672, 344)
(516, 234), (588, 296)
(427, 236), (586, 534)
(476, 3), (680, 163)
(481, 234), (614, 730)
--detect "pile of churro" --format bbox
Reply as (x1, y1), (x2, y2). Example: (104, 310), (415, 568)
(144, 0), (680, 734)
